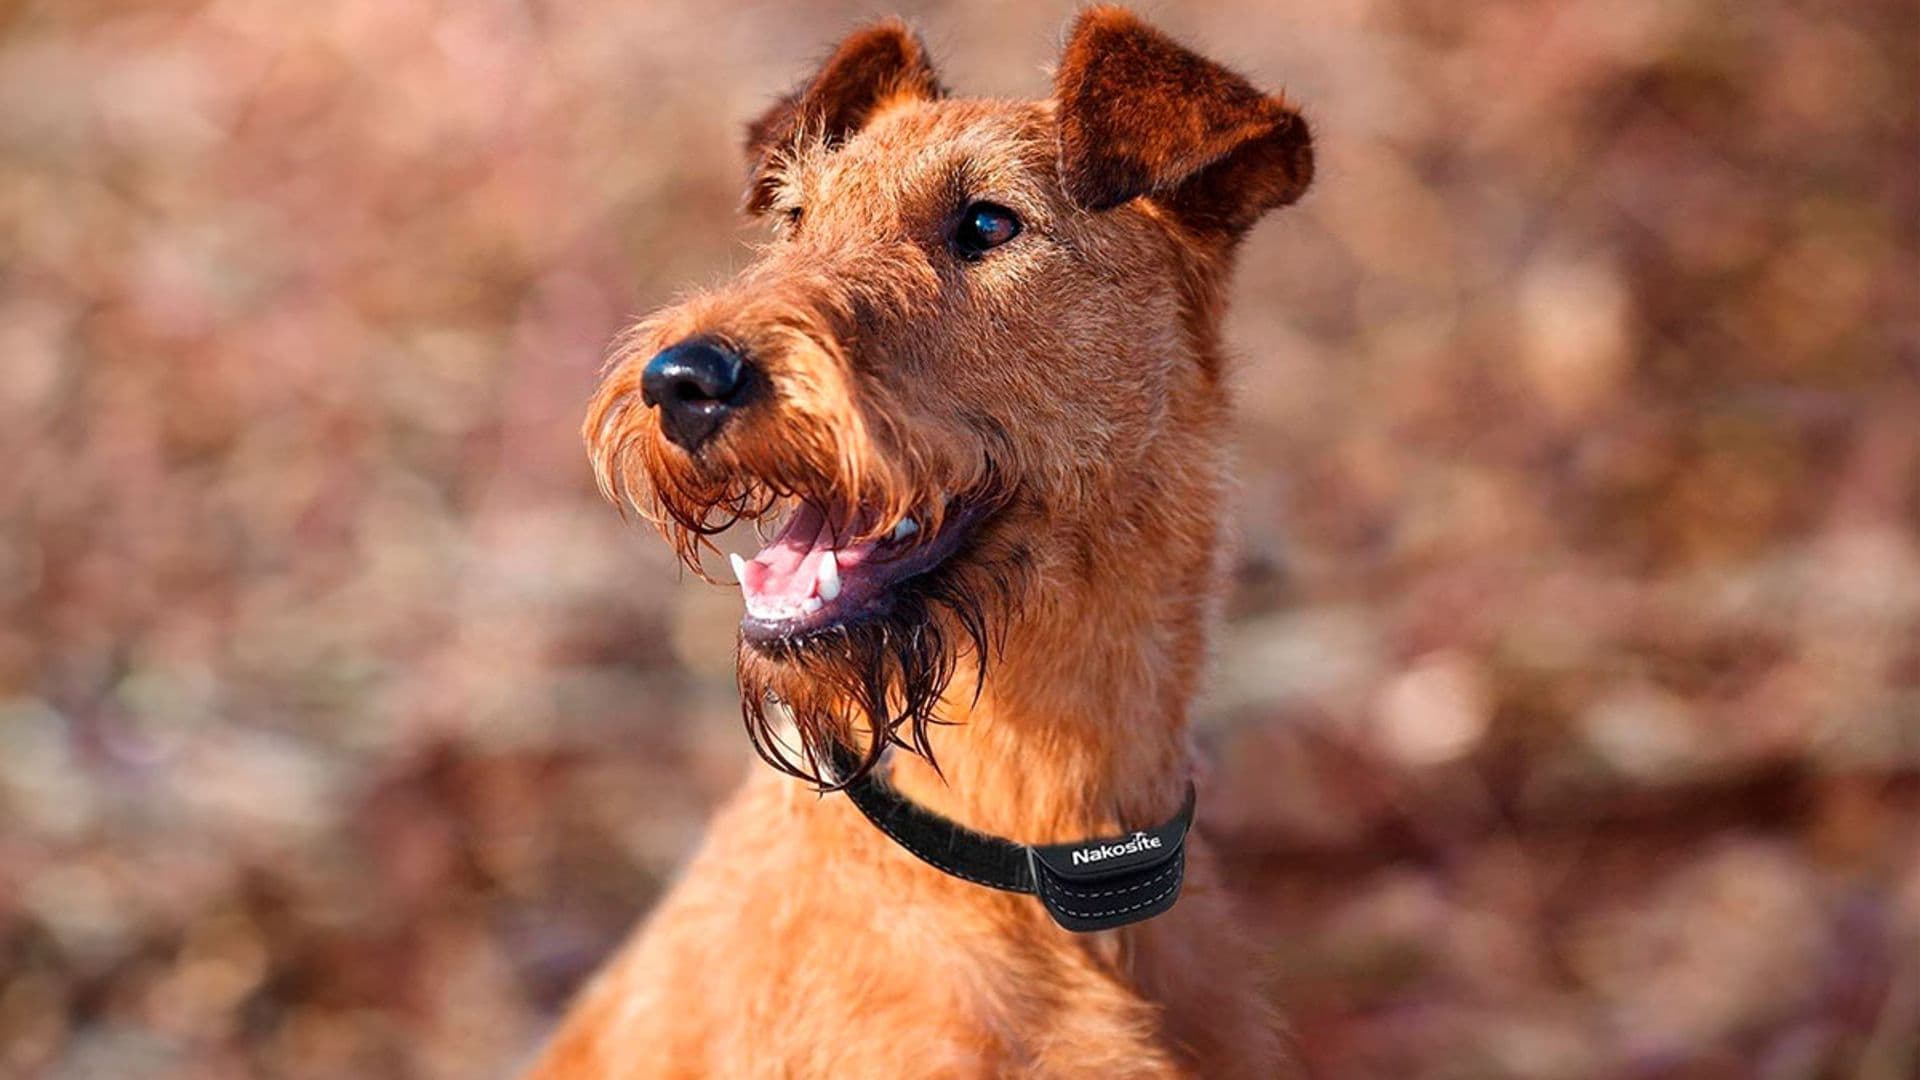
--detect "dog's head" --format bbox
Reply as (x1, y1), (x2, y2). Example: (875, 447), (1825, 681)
(587, 8), (1312, 783)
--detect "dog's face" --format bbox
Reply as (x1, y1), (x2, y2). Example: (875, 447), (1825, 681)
(587, 9), (1311, 782)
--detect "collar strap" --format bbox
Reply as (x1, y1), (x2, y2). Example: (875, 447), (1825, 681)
(827, 744), (1196, 933)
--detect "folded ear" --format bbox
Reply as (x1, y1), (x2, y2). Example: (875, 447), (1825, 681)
(744, 20), (944, 214)
(1054, 7), (1313, 237)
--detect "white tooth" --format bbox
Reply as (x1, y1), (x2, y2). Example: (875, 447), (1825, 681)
(816, 550), (841, 600)
(802, 597), (823, 615)
(728, 553), (748, 583)
(892, 518), (919, 542)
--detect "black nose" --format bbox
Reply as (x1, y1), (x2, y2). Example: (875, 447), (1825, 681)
(640, 339), (748, 451)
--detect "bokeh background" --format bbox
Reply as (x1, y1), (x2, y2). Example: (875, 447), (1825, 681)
(2, 0), (1917, 1076)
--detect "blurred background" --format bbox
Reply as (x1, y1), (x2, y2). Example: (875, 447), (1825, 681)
(1, 0), (1916, 1076)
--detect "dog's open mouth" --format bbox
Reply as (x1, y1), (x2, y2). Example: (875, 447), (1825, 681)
(729, 500), (983, 645)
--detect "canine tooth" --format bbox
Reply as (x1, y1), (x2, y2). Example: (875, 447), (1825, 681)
(817, 550), (841, 600)
(728, 553), (748, 583)
(802, 597), (823, 615)
(892, 518), (919, 542)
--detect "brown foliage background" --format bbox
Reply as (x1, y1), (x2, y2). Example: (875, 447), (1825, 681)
(2, 1), (1916, 1076)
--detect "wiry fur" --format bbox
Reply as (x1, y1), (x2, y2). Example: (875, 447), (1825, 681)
(539, 8), (1314, 1077)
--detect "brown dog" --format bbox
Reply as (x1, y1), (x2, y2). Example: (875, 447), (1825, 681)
(532, 8), (1313, 1076)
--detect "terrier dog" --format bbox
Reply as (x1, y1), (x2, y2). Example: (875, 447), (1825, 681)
(532, 8), (1313, 1076)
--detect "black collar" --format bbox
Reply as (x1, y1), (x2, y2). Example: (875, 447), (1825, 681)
(828, 744), (1196, 933)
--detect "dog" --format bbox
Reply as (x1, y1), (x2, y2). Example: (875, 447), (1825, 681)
(531, 8), (1313, 1076)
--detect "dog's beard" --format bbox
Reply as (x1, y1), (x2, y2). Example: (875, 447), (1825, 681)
(615, 443), (1025, 788)
(608, 445), (1021, 787)
(735, 535), (1023, 788)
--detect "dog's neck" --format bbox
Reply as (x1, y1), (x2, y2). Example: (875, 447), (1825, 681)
(885, 462), (1224, 847)
(885, 650), (1198, 847)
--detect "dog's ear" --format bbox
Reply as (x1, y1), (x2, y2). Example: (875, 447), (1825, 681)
(744, 20), (944, 214)
(1053, 7), (1313, 237)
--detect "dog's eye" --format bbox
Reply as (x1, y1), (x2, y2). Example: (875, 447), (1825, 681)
(951, 202), (1021, 260)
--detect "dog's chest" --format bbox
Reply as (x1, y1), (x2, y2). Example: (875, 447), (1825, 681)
(547, 774), (1186, 1076)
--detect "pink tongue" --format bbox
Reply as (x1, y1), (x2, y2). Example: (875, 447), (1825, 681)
(740, 503), (832, 605)
(739, 503), (887, 607)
